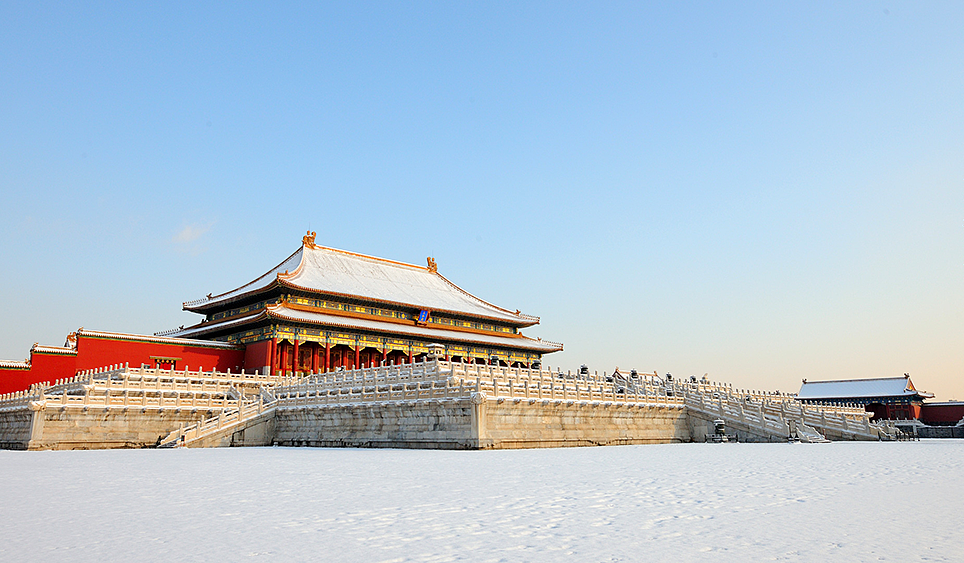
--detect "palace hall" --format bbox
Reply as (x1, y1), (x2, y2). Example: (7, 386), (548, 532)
(165, 231), (561, 374)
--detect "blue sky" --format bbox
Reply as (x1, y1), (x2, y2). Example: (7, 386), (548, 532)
(2, 2), (962, 399)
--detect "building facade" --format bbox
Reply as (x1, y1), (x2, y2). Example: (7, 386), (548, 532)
(164, 232), (562, 376)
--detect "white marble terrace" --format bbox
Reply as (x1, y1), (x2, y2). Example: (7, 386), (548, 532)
(1, 358), (897, 448)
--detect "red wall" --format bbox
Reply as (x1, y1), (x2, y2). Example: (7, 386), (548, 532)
(0, 367), (38, 395)
(920, 403), (964, 425)
(244, 339), (272, 374)
(29, 352), (79, 384)
(74, 335), (244, 373)
(0, 352), (80, 394)
(0, 333), (246, 395)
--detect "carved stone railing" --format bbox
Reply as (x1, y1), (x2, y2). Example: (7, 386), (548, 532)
(272, 361), (687, 410)
(0, 363), (268, 414)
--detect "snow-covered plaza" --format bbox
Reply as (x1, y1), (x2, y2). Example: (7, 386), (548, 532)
(1, 441), (961, 562)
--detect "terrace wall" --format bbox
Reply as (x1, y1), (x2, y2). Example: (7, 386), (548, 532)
(269, 399), (689, 450)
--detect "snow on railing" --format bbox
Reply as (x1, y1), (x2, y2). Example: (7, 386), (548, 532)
(107, 364), (281, 385)
(45, 387), (242, 411)
(276, 377), (471, 407)
(278, 360), (448, 393)
(475, 375), (685, 407)
(273, 360), (687, 409)
(0, 363), (273, 413)
(35, 362), (281, 391)
(0, 386), (46, 411)
(682, 384), (885, 440)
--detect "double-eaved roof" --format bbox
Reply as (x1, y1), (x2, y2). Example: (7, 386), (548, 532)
(173, 302), (561, 353)
(184, 237), (539, 327)
(171, 235), (561, 354)
(797, 376), (933, 400)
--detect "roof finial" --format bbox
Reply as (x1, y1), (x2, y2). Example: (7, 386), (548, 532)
(303, 230), (316, 247)
(427, 256), (437, 273)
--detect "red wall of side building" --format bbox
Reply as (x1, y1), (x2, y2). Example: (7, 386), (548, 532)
(0, 333), (246, 395)
(29, 351), (79, 383)
(920, 403), (964, 425)
(74, 335), (244, 374)
(243, 339), (272, 374)
(0, 351), (81, 394)
(0, 367), (38, 396)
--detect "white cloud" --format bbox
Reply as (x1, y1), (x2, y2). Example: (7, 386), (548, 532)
(172, 222), (214, 244)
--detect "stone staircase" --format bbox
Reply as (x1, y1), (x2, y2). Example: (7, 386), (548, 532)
(159, 387), (278, 448)
(676, 381), (894, 442)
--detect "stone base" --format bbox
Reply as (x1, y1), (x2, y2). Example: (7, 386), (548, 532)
(269, 399), (690, 450)
(0, 406), (221, 450)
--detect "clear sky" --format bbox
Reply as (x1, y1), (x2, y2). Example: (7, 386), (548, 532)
(2, 2), (962, 399)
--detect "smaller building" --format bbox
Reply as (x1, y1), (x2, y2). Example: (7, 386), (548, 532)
(797, 375), (933, 421)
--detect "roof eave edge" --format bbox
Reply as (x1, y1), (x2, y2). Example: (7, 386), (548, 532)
(278, 278), (538, 327)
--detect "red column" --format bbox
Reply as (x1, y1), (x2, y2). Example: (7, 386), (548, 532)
(407, 349), (413, 364)
(353, 346), (359, 370)
(324, 342), (330, 372)
(311, 345), (319, 374)
(381, 349), (387, 366)
(293, 339), (300, 376)
(266, 338), (275, 375)
(278, 340), (288, 376)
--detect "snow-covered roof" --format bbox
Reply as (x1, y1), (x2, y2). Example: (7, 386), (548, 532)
(0, 360), (30, 370)
(30, 344), (77, 356)
(78, 329), (242, 350)
(172, 303), (562, 353)
(183, 249), (304, 312)
(157, 313), (263, 340)
(184, 237), (540, 327)
(797, 377), (932, 400)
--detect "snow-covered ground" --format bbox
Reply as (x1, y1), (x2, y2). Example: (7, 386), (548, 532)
(1, 441), (961, 562)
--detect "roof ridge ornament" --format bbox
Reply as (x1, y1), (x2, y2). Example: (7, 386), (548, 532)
(426, 256), (437, 273)
(303, 230), (317, 247)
